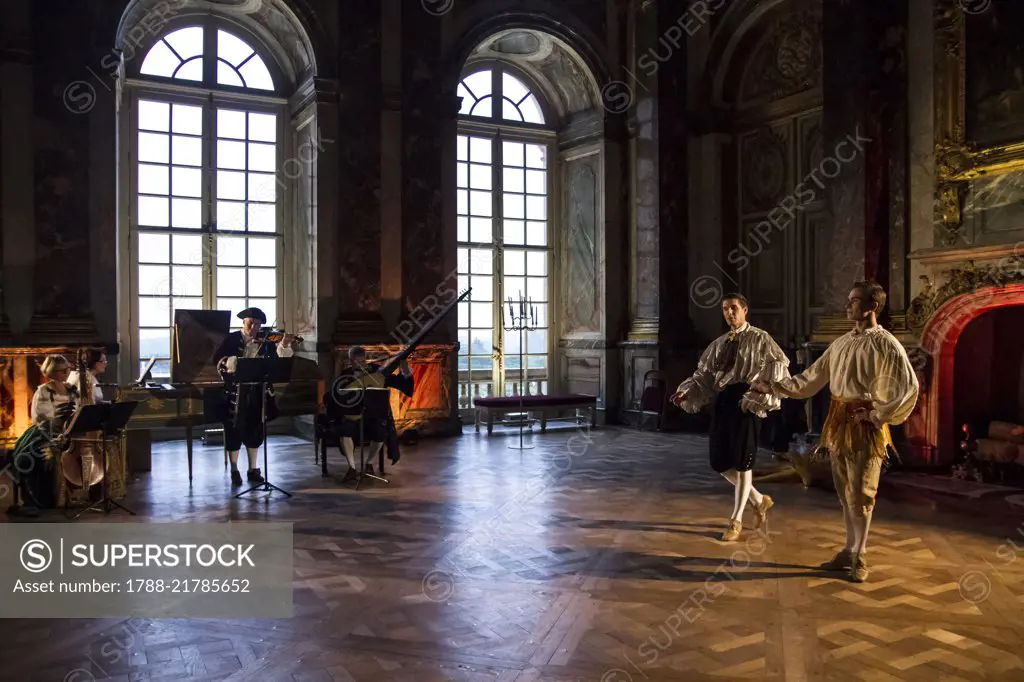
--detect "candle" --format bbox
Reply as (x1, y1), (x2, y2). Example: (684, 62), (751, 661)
(508, 296), (513, 318)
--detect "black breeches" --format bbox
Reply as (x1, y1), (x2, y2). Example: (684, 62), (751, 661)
(709, 383), (762, 473)
(224, 385), (266, 451)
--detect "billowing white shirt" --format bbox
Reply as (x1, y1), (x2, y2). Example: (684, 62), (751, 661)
(675, 322), (792, 418)
(770, 325), (919, 428)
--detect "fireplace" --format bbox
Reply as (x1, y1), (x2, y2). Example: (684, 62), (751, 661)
(910, 283), (1024, 467)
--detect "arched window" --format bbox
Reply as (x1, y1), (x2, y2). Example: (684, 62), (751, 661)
(125, 22), (285, 380)
(456, 65), (552, 409)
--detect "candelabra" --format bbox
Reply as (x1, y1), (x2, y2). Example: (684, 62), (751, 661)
(503, 292), (538, 450)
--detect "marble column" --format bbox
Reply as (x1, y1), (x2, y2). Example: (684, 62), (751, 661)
(818, 0), (908, 325)
(333, 1), (383, 342)
(0, 0), (33, 337)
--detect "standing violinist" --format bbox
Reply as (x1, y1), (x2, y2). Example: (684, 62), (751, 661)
(213, 308), (296, 487)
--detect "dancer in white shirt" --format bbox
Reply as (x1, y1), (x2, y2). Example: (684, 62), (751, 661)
(752, 281), (918, 582)
(672, 293), (791, 541)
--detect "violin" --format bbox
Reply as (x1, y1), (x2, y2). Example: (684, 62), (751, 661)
(258, 329), (304, 344)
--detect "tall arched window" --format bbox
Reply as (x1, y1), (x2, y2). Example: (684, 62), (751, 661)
(456, 65), (553, 409)
(125, 21), (285, 380)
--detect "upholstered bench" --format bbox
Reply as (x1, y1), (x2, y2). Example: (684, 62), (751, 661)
(473, 394), (597, 434)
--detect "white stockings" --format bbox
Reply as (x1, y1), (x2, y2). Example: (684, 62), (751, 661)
(340, 437), (382, 470)
(721, 469), (762, 521)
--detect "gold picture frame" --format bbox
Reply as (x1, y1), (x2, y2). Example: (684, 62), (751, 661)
(934, 0), (1024, 244)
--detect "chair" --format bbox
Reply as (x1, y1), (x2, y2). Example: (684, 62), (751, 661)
(637, 369), (669, 431)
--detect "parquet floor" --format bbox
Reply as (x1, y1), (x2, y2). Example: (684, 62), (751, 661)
(2, 426), (1023, 681)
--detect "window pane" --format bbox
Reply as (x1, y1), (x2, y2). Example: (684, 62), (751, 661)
(138, 233), (169, 263)
(172, 235), (202, 265)
(462, 70), (491, 98)
(172, 297), (204, 319)
(457, 162), (468, 188)
(525, 170), (545, 194)
(526, 196), (546, 220)
(248, 238), (276, 266)
(503, 194), (524, 219)
(138, 196), (168, 227)
(218, 110), (246, 139)
(520, 95), (544, 124)
(172, 266), (203, 296)
(164, 26), (204, 60)
(217, 140), (246, 169)
(457, 189), (468, 215)
(469, 96), (492, 117)
(526, 221), (546, 246)
(138, 132), (169, 163)
(469, 217), (491, 243)
(505, 330), (520, 355)
(503, 73), (530, 102)
(470, 329), (491, 355)
(458, 330), (469, 354)
(532, 303), (548, 327)
(248, 269), (276, 297)
(140, 41), (179, 78)
(239, 57), (275, 91)
(248, 143), (276, 172)
(470, 249), (492, 274)
(503, 168), (524, 193)
(172, 104), (202, 135)
(174, 58), (204, 82)
(504, 250), (525, 276)
(458, 301), (468, 327)
(469, 275), (492, 300)
(458, 275), (469, 293)
(138, 164), (169, 195)
(527, 277), (546, 302)
(217, 171), (246, 200)
(249, 299), (276, 325)
(217, 30), (254, 66)
(171, 166), (201, 197)
(504, 220), (525, 245)
(470, 302), (491, 327)
(139, 329), (170, 360)
(527, 329), (546, 354)
(217, 298), (246, 319)
(526, 251), (547, 276)
(457, 136), (467, 161)
(469, 190), (491, 217)
(138, 299), (169, 327)
(457, 216), (468, 242)
(217, 237), (247, 265)
(248, 173), (276, 202)
(172, 136), (202, 166)
(502, 99), (524, 122)
(248, 113), (276, 142)
(469, 137), (491, 164)
(217, 201), (245, 230)
(217, 61), (245, 88)
(217, 268), (246, 296)
(248, 203), (275, 232)
(528, 355), (546, 369)
(525, 144), (546, 169)
(138, 265), (168, 294)
(139, 101), (169, 132)
(503, 142), (524, 167)
(504, 276), (525, 300)
(469, 164), (491, 190)
(171, 198), (201, 228)
(457, 84), (474, 115)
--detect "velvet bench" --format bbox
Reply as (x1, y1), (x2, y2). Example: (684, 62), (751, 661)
(473, 394), (597, 434)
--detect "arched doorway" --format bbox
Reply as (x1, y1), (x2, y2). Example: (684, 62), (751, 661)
(448, 29), (606, 418)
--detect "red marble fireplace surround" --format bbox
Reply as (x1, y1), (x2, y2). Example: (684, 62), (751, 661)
(913, 283), (1024, 466)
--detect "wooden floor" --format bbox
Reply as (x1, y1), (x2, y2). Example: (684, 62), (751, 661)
(3, 426), (1024, 681)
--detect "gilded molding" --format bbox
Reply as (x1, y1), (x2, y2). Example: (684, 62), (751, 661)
(907, 256), (1024, 332)
(933, 0), (1024, 242)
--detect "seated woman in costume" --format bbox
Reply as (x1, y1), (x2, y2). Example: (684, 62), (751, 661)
(9, 355), (78, 512)
(67, 348), (109, 404)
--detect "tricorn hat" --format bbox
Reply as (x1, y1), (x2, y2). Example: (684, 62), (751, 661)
(237, 307), (266, 324)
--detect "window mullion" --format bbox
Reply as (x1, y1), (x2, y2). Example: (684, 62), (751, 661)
(493, 132), (504, 396)
(204, 95), (216, 308)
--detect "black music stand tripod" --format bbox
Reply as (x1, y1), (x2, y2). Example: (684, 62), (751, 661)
(67, 401), (140, 519)
(233, 357), (293, 499)
(335, 387), (392, 489)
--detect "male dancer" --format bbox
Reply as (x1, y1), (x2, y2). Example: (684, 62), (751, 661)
(213, 307), (296, 486)
(752, 281), (918, 582)
(672, 293), (791, 541)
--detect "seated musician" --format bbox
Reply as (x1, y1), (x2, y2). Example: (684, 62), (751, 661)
(213, 307), (297, 487)
(328, 346), (414, 482)
(9, 355), (79, 512)
(67, 349), (109, 403)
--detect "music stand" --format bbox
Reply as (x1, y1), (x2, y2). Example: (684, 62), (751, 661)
(66, 401), (140, 519)
(334, 387), (392, 490)
(233, 357), (294, 499)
